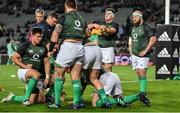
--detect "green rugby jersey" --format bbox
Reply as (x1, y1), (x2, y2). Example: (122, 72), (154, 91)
(94, 20), (119, 47)
(130, 23), (155, 57)
(17, 41), (48, 75)
(59, 11), (87, 40)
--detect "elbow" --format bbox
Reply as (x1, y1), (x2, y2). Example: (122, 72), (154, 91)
(153, 37), (157, 44)
(11, 55), (15, 63)
(151, 36), (157, 44)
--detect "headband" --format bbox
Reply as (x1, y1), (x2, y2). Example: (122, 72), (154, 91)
(106, 11), (115, 18)
(132, 12), (143, 18)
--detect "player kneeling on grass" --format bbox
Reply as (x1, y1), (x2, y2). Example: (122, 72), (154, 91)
(79, 24), (112, 108)
(1, 28), (50, 106)
(81, 69), (149, 108)
(29, 44), (66, 105)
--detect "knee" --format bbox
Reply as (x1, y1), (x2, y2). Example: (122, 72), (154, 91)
(136, 70), (140, 75)
(90, 77), (97, 83)
(89, 71), (99, 83)
(139, 69), (146, 76)
(31, 70), (41, 80)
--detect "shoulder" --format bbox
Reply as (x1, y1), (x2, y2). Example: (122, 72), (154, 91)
(32, 21), (46, 29)
(19, 41), (31, 48)
(40, 44), (48, 52)
(143, 22), (154, 30)
(58, 14), (65, 25)
(16, 41), (31, 55)
(112, 21), (119, 29)
(112, 21), (119, 26)
(38, 43), (47, 49)
(143, 22), (156, 37)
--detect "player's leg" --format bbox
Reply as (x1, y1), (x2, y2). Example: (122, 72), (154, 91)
(48, 42), (80, 108)
(29, 88), (40, 104)
(101, 47), (114, 72)
(70, 63), (83, 108)
(89, 69), (111, 108)
(92, 91), (113, 108)
(137, 69), (147, 94)
(14, 69), (40, 103)
(44, 73), (55, 102)
(136, 57), (151, 106)
(68, 43), (85, 109)
(48, 66), (66, 108)
(23, 69), (41, 100)
(2, 69), (41, 105)
(123, 95), (139, 104)
(132, 55), (149, 94)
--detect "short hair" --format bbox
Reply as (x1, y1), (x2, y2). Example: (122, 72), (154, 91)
(32, 27), (43, 35)
(35, 8), (45, 15)
(48, 11), (58, 19)
(65, 0), (77, 9)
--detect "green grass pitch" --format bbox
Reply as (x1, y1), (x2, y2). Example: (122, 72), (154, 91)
(0, 65), (180, 112)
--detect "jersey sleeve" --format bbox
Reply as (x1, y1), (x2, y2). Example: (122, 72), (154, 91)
(144, 23), (156, 38)
(16, 42), (30, 57)
(112, 22), (119, 34)
(44, 46), (48, 58)
(58, 15), (65, 26)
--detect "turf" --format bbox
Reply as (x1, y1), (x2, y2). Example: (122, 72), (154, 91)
(0, 65), (180, 112)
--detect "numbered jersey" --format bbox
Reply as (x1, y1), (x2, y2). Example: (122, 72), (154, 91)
(130, 23), (155, 57)
(17, 41), (48, 74)
(59, 11), (87, 40)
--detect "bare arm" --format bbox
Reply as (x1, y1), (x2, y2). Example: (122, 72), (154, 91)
(139, 36), (157, 57)
(101, 25), (117, 35)
(51, 24), (63, 43)
(105, 27), (117, 35)
(128, 37), (132, 55)
(12, 52), (31, 68)
(92, 92), (100, 107)
(44, 57), (50, 79)
(145, 36), (157, 52)
(85, 27), (91, 37)
(86, 23), (101, 37)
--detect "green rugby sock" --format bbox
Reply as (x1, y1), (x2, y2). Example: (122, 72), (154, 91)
(97, 88), (108, 103)
(54, 78), (63, 105)
(46, 85), (54, 97)
(11, 95), (26, 103)
(72, 80), (81, 105)
(96, 99), (103, 107)
(124, 95), (138, 104)
(25, 77), (37, 100)
(139, 76), (147, 93)
(108, 98), (118, 105)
